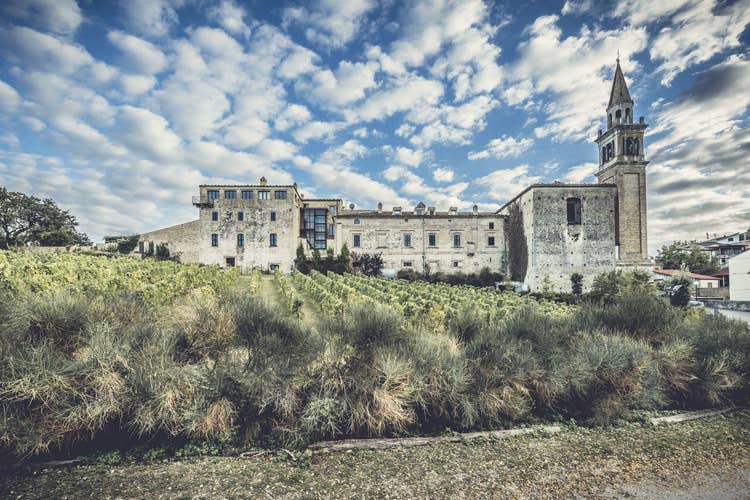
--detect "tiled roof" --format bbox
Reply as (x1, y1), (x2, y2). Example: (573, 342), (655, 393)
(652, 269), (719, 281)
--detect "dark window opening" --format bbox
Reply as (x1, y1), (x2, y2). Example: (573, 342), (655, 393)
(489, 222), (494, 230)
(302, 208), (327, 249)
(138, 241), (144, 253)
(225, 257), (235, 267)
(270, 211), (276, 222)
(211, 234), (218, 247)
(404, 234), (412, 247)
(488, 236), (495, 246)
(353, 234), (361, 247)
(237, 211), (244, 221)
(225, 190), (236, 199)
(270, 233), (277, 247)
(453, 234), (461, 248)
(212, 211), (218, 221)
(241, 190), (253, 200)
(237, 233), (244, 247)
(428, 233), (436, 247)
(207, 190), (219, 201)
(567, 197), (582, 225)
(328, 223), (334, 237)
(274, 190), (287, 200)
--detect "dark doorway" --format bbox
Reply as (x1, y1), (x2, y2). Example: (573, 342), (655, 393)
(225, 257), (235, 267)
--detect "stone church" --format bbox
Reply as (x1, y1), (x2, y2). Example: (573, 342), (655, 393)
(137, 60), (649, 291)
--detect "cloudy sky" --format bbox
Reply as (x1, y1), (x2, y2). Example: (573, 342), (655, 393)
(0, 0), (748, 252)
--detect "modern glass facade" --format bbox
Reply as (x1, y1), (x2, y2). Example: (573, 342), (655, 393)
(303, 208), (327, 249)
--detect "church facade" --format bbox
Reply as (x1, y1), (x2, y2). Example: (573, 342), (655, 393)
(137, 60), (650, 292)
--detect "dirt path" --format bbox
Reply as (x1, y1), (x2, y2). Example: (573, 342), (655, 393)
(3, 410), (748, 499)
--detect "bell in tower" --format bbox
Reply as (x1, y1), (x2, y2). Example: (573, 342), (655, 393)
(595, 56), (649, 265)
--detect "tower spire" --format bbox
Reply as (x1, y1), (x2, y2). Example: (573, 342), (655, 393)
(608, 57), (632, 108)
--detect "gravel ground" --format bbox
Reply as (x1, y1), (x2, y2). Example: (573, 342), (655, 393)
(2, 410), (748, 499)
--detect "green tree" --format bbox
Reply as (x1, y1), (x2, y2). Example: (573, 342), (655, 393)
(0, 187), (89, 248)
(656, 241), (720, 274)
(667, 275), (693, 307)
(571, 273), (584, 295)
(117, 235), (140, 254)
(294, 244), (309, 273)
(338, 243), (352, 274)
(311, 248), (322, 270)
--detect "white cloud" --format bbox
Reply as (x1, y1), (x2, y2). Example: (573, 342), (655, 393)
(468, 134), (533, 160)
(122, 0), (183, 39)
(119, 74), (157, 95)
(562, 162), (597, 183)
(107, 31), (168, 75)
(274, 104), (312, 131)
(291, 120), (344, 143)
(433, 167), (454, 182)
(1, 0), (83, 36)
(209, 0), (250, 38)
(394, 146), (424, 167)
(320, 139), (368, 164)
(283, 0), (377, 48)
(476, 165), (542, 202)
(115, 105), (182, 162)
(304, 61), (379, 107)
(355, 74), (444, 121)
(506, 15), (648, 142)
(0, 80), (21, 113)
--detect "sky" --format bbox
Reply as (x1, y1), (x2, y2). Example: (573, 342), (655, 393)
(0, 0), (748, 253)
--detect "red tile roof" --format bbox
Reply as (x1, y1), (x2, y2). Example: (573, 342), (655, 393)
(653, 269), (720, 280)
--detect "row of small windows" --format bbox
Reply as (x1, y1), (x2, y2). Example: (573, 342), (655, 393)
(206, 189), (287, 200)
(352, 233), (496, 248)
(211, 211), (275, 222)
(402, 260), (463, 268)
(211, 233), (277, 247)
(354, 220), (496, 230)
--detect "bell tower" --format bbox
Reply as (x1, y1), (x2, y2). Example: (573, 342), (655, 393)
(596, 57), (649, 264)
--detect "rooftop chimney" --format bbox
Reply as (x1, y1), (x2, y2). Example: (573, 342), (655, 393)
(472, 204), (478, 215)
(393, 206), (402, 215)
(377, 202), (382, 213)
(260, 176), (268, 186)
(449, 206), (457, 215)
(349, 203), (355, 210)
(428, 206), (436, 215)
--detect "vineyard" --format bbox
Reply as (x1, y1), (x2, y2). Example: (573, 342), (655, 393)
(0, 250), (238, 305)
(0, 250), (748, 464)
(292, 269), (572, 325)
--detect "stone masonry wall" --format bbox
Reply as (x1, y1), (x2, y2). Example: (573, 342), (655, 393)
(520, 186), (617, 292)
(138, 220), (201, 263)
(335, 213), (506, 275)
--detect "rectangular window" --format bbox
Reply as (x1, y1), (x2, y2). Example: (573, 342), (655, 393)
(270, 211), (276, 222)
(274, 190), (287, 200)
(488, 236), (496, 247)
(270, 233), (277, 247)
(329, 205), (336, 215)
(225, 257), (235, 267)
(453, 260), (460, 268)
(453, 234), (461, 248)
(211, 234), (218, 247)
(403, 261), (413, 267)
(354, 218), (360, 224)
(225, 190), (237, 199)
(241, 190), (253, 200)
(237, 233), (244, 247)
(489, 222), (494, 230)
(428, 233), (436, 247)
(212, 211), (219, 221)
(353, 234), (361, 247)
(567, 197), (582, 225)
(404, 234), (412, 247)
(237, 211), (244, 221)
(207, 190), (219, 201)
(138, 241), (144, 253)
(329, 223), (334, 236)
(258, 190), (270, 200)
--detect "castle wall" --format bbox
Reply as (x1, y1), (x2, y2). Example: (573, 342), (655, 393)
(138, 220), (201, 263)
(336, 212), (506, 275)
(500, 185), (617, 292)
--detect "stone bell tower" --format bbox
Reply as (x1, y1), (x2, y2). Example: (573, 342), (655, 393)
(595, 57), (649, 264)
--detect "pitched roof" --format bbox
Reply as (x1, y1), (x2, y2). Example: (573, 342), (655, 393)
(652, 269), (719, 281)
(608, 59), (633, 107)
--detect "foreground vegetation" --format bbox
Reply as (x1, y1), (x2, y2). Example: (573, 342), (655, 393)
(1, 251), (749, 464)
(2, 410), (748, 498)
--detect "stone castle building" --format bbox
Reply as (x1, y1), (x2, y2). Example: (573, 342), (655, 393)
(138, 60), (650, 291)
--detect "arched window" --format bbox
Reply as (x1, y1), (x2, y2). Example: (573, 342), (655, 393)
(608, 113), (612, 128)
(634, 138), (640, 155)
(615, 109), (622, 123)
(625, 108), (631, 123)
(602, 147), (606, 164)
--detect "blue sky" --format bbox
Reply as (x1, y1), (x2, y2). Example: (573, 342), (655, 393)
(0, 0), (748, 253)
